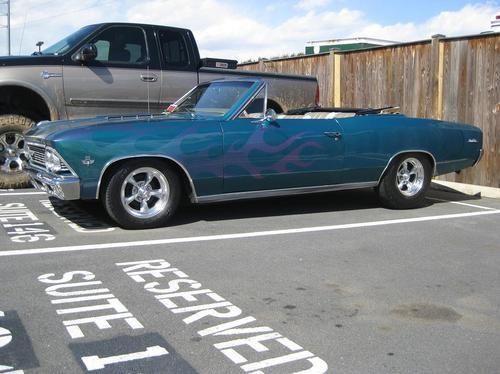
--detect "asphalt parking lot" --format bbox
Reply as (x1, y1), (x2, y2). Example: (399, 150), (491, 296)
(0, 185), (499, 374)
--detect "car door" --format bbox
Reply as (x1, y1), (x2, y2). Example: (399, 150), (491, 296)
(63, 25), (161, 118)
(222, 115), (344, 193)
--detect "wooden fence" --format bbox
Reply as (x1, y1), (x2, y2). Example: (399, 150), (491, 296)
(239, 33), (500, 188)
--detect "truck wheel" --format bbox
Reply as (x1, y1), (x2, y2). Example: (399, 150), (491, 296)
(103, 160), (182, 229)
(378, 154), (432, 209)
(0, 115), (35, 189)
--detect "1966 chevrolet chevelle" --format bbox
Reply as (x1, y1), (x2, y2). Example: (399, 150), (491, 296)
(25, 78), (483, 229)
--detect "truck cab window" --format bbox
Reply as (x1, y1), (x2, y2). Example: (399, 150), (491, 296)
(91, 26), (147, 64)
(159, 30), (189, 69)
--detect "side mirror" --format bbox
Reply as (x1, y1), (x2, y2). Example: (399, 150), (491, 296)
(264, 108), (277, 122)
(73, 43), (97, 63)
(251, 108), (277, 125)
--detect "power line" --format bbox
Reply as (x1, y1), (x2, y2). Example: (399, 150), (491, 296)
(0, 0), (10, 55)
(10, 0), (115, 29)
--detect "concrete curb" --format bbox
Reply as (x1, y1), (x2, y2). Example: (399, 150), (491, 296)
(432, 180), (500, 199)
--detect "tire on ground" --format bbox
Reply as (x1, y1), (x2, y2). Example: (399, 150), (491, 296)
(103, 159), (182, 229)
(378, 153), (432, 209)
(0, 114), (35, 189)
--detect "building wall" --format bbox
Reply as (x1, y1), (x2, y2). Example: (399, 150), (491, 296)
(317, 43), (381, 53)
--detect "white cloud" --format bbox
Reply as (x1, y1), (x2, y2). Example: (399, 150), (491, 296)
(295, 0), (331, 11)
(2, 1), (498, 61)
(126, 0), (365, 60)
(353, 3), (498, 42)
(421, 3), (497, 37)
(126, 1), (499, 61)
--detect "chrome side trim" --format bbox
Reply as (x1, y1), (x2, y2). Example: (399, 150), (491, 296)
(96, 155), (198, 200)
(377, 150), (437, 185)
(196, 182), (377, 204)
(472, 148), (483, 167)
(69, 98), (158, 108)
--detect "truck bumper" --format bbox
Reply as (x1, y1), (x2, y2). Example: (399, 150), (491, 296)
(27, 167), (80, 200)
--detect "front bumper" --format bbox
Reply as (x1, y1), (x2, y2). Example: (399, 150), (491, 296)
(27, 166), (80, 200)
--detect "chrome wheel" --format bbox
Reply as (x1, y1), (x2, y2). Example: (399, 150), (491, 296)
(0, 131), (27, 174)
(395, 157), (425, 197)
(120, 167), (170, 219)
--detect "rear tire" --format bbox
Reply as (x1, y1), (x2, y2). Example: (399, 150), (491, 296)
(0, 114), (35, 189)
(378, 154), (432, 209)
(103, 160), (182, 229)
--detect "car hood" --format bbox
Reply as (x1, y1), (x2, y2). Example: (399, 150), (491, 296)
(25, 114), (198, 141)
(26, 117), (113, 139)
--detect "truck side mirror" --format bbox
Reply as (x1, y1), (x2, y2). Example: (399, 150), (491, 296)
(73, 43), (97, 63)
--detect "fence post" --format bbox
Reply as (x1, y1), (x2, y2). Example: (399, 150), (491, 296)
(333, 52), (341, 107)
(258, 59), (266, 72)
(431, 34), (445, 120)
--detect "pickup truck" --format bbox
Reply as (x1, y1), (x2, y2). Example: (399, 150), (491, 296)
(0, 22), (318, 188)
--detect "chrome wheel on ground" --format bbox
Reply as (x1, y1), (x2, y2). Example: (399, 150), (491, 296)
(0, 131), (27, 174)
(395, 157), (425, 197)
(121, 167), (170, 219)
(103, 159), (182, 229)
(0, 114), (35, 189)
(378, 153), (432, 209)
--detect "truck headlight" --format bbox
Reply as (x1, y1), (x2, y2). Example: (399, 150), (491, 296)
(45, 149), (62, 173)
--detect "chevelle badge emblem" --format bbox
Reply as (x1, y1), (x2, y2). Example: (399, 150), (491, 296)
(82, 156), (95, 166)
(467, 138), (479, 143)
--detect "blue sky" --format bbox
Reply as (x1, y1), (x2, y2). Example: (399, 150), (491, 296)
(1, 0), (499, 60)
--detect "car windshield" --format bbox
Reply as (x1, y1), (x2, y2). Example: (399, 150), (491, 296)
(42, 25), (99, 55)
(169, 81), (254, 118)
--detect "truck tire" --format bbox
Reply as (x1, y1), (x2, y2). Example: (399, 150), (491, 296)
(0, 115), (35, 189)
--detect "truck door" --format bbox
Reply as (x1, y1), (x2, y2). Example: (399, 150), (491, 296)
(63, 25), (161, 118)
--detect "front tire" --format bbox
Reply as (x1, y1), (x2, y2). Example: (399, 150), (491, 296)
(0, 114), (35, 189)
(103, 160), (182, 229)
(378, 154), (432, 209)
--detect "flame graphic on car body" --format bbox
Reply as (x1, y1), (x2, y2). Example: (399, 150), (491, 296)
(224, 128), (323, 179)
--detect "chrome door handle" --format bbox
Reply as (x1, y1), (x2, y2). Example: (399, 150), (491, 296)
(140, 74), (158, 82)
(324, 131), (342, 141)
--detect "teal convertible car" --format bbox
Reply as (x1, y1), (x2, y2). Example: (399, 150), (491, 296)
(25, 79), (483, 229)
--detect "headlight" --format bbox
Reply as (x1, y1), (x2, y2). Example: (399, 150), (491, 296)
(45, 149), (62, 172)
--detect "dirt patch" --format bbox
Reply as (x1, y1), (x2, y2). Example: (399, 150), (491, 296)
(391, 303), (462, 322)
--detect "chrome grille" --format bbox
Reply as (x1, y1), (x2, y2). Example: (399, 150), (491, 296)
(27, 142), (70, 172)
(27, 143), (46, 168)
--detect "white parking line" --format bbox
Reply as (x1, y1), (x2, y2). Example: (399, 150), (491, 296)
(427, 197), (497, 211)
(0, 192), (46, 196)
(0, 209), (499, 257)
